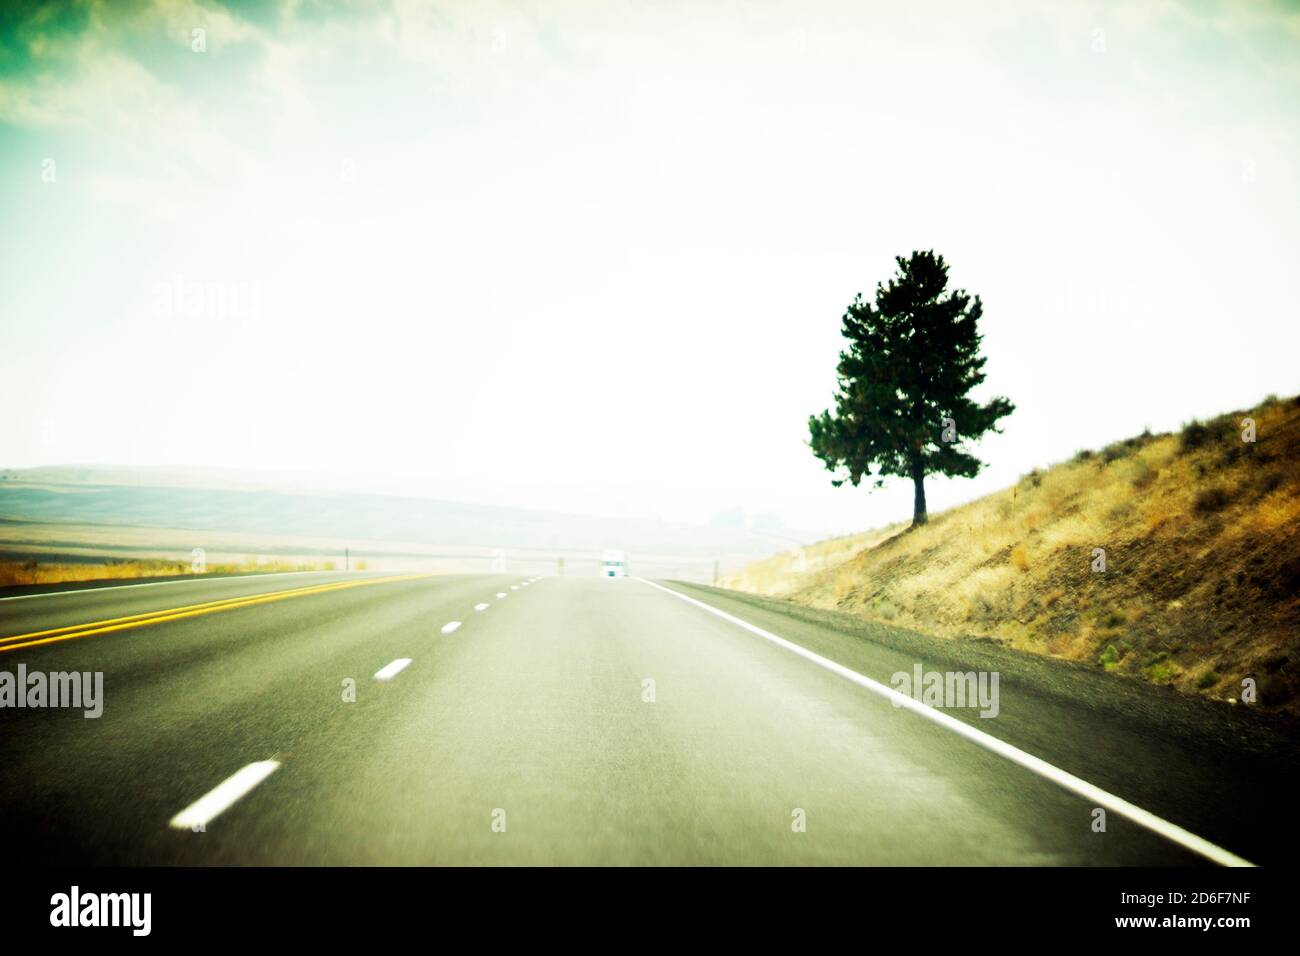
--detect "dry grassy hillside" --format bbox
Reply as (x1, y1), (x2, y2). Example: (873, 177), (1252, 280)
(722, 395), (1300, 710)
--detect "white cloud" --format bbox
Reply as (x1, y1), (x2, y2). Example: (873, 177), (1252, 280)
(2, 0), (1298, 533)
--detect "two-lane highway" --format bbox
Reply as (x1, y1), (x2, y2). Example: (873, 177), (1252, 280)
(0, 572), (1286, 865)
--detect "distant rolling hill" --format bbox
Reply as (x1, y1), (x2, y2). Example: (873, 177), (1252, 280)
(0, 466), (820, 582)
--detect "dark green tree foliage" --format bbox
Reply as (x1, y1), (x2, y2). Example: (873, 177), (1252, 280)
(809, 250), (1014, 527)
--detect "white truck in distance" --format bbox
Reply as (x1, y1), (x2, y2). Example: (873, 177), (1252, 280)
(600, 550), (627, 578)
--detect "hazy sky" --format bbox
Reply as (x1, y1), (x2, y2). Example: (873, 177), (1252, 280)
(2, 0), (1298, 537)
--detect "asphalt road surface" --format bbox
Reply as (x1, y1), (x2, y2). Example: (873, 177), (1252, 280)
(1, 572), (1293, 865)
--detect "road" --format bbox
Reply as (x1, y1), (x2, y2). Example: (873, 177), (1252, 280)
(0, 571), (1292, 865)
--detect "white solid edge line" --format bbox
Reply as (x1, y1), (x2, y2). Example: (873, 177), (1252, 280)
(0, 569), (334, 602)
(441, 621), (462, 635)
(374, 657), (413, 681)
(636, 577), (1254, 868)
(474, 603), (489, 611)
(168, 760), (281, 830)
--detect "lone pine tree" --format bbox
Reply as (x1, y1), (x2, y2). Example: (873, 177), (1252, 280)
(808, 250), (1014, 527)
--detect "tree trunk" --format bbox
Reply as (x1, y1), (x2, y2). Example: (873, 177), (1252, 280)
(911, 463), (928, 527)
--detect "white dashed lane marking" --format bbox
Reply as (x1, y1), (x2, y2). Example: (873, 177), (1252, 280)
(168, 761), (281, 830)
(374, 658), (412, 681)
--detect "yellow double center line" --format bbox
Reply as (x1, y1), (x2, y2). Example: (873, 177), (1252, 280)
(0, 574), (433, 653)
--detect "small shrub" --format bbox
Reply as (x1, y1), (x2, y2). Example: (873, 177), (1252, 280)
(1100, 442), (1130, 464)
(873, 598), (898, 621)
(1258, 673), (1296, 706)
(1258, 471), (1284, 495)
(1099, 644), (1120, 671)
(1180, 420), (1211, 451)
(1147, 660), (1180, 683)
(1181, 416), (1236, 452)
(1120, 432), (1149, 452)
(1197, 671), (1221, 690)
(1193, 487), (1231, 514)
(1073, 448), (1094, 463)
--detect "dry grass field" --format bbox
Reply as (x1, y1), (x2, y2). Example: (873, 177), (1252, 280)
(722, 395), (1300, 710)
(0, 557), (338, 588)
